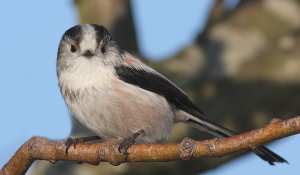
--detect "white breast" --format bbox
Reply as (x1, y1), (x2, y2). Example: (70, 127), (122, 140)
(59, 57), (115, 91)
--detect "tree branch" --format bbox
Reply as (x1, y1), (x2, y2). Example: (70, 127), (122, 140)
(1, 116), (300, 175)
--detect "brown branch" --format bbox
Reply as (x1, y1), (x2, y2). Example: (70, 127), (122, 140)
(1, 116), (300, 175)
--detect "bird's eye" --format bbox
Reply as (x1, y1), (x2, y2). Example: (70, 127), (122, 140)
(70, 45), (77, 53)
(101, 46), (106, 54)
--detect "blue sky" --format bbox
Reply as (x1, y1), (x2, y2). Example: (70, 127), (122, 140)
(0, 0), (299, 174)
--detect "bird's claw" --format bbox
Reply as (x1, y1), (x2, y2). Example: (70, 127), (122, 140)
(64, 136), (101, 155)
(118, 130), (145, 159)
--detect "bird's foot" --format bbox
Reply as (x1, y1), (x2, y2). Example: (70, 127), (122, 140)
(65, 136), (101, 155)
(118, 130), (145, 159)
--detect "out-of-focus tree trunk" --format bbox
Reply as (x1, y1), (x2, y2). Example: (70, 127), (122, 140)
(74, 0), (139, 53)
(32, 0), (300, 174)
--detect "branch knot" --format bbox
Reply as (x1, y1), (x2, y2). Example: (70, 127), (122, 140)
(102, 138), (127, 166)
(179, 137), (195, 160)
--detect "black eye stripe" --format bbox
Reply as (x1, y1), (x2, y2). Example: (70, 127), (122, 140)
(63, 25), (83, 45)
(90, 24), (112, 47)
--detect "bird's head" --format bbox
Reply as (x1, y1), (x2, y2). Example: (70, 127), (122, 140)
(57, 24), (123, 76)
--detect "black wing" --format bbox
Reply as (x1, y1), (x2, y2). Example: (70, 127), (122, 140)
(115, 65), (205, 118)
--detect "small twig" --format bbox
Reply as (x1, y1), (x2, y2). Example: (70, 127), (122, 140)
(1, 116), (300, 175)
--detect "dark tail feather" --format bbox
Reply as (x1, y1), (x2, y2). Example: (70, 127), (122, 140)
(254, 146), (287, 165)
(187, 118), (288, 165)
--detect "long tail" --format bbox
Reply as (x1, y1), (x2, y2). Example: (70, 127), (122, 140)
(184, 112), (287, 165)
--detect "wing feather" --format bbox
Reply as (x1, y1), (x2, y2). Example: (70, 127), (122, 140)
(115, 53), (205, 118)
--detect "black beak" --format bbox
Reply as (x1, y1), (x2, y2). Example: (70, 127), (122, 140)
(83, 50), (94, 58)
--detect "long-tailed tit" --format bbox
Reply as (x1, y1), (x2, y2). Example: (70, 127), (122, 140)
(57, 24), (287, 165)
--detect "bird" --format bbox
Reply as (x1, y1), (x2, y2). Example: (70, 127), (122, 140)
(56, 24), (287, 165)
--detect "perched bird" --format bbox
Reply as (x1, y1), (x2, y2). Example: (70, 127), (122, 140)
(57, 24), (287, 165)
